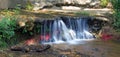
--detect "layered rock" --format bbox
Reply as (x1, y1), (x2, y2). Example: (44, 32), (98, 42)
(32, 0), (101, 10)
(0, 0), (101, 10)
(0, 0), (26, 9)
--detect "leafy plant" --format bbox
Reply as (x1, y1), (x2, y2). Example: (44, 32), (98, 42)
(13, 4), (21, 15)
(110, 0), (120, 11)
(100, 0), (109, 7)
(0, 17), (17, 48)
(111, 0), (120, 31)
(21, 20), (34, 36)
(34, 24), (41, 34)
(25, 0), (33, 10)
(112, 12), (120, 30)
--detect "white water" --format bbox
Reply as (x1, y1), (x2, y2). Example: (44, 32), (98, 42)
(40, 17), (95, 44)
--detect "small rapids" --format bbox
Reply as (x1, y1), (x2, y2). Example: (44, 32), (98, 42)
(39, 17), (95, 44)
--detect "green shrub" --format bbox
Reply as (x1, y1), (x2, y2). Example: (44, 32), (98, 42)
(111, 0), (120, 31)
(112, 12), (120, 31)
(0, 17), (17, 48)
(34, 24), (41, 34)
(100, 0), (109, 7)
(13, 4), (21, 15)
(110, 0), (120, 11)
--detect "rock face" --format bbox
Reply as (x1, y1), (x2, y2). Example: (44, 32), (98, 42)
(30, 0), (99, 5)
(32, 0), (100, 10)
(0, 0), (9, 9)
(0, 0), (101, 9)
(0, 0), (26, 9)
(62, 6), (82, 10)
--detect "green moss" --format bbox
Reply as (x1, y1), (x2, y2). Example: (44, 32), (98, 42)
(74, 11), (90, 16)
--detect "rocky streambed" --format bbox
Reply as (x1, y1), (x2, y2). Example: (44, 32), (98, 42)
(0, 40), (120, 57)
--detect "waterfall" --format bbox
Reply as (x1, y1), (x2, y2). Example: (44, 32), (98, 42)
(39, 17), (95, 44)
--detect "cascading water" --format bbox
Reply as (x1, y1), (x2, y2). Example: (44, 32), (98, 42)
(40, 17), (95, 44)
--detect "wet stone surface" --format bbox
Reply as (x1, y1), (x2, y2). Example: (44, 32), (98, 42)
(0, 40), (120, 57)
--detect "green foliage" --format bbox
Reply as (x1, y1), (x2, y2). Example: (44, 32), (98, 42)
(22, 23), (42, 35)
(34, 24), (41, 34)
(13, 4), (21, 15)
(111, 0), (120, 31)
(22, 29), (34, 36)
(100, 0), (109, 7)
(25, 0), (33, 10)
(0, 17), (17, 48)
(110, 0), (120, 11)
(21, 20), (34, 35)
(112, 12), (120, 31)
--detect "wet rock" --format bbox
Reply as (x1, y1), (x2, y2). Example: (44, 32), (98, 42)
(10, 45), (51, 53)
(78, 53), (91, 57)
(95, 17), (109, 22)
(75, 51), (91, 57)
(47, 49), (60, 56)
(58, 54), (68, 57)
(75, 51), (81, 55)
(100, 52), (106, 57)
(92, 48), (100, 52)
(0, 53), (7, 57)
